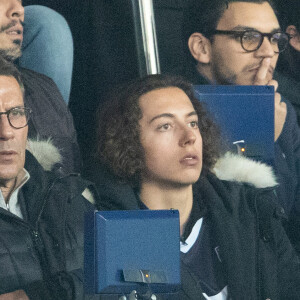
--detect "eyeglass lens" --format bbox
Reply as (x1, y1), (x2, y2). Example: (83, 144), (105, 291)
(8, 108), (30, 128)
(241, 31), (289, 53)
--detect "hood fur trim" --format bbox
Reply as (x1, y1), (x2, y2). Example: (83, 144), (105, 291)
(26, 141), (277, 188)
(26, 139), (62, 171)
(212, 152), (277, 188)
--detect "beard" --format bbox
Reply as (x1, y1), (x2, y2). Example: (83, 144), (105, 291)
(210, 56), (275, 85)
(210, 57), (239, 85)
(0, 44), (22, 62)
(0, 20), (23, 61)
(213, 67), (237, 85)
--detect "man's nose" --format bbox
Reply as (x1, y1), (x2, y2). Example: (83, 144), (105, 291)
(256, 37), (276, 57)
(179, 127), (197, 146)
(7, 0), (24, 21)
(0, 115), (14, 140)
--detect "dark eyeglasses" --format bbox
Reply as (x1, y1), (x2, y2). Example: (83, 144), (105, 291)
(212, 29), (290, 53)
(0, 107), (32, 129)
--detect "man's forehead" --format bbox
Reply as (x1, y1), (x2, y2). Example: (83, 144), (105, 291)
(217, 1), (280, 31)
(0, 75), (22, 89)
(0, 76), (24, 105)
(0, 0), (22, 5)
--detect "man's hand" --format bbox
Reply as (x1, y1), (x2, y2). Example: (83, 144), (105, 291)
(253, 58), (287, 141)
(0, 290), (29, 300)
(274, 91), (287, 141)
(253, 57), (272, 86)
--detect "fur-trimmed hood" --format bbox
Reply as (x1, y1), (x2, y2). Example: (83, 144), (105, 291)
(26, 140), (277, 188)
(212, 152), (277, 189)
(26, 138), (62, 171)
(26, 139), (96, 205)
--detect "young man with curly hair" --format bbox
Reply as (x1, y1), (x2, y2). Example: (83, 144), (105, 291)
(85, 74), (300, 300)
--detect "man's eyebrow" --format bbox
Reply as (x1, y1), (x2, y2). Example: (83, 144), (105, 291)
(231, 25), (282, 32)
(149, 111), (197, 123)
(149, 113), (174, 123)
(4, 105), (23, 112)
(187, 111), (197, 117)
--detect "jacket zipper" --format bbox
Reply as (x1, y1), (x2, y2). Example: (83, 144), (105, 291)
(31, 230), (45, 256)
(32, 174), (84, 273)
(32, 178), (64, 272)
(34, 173), (82, 227)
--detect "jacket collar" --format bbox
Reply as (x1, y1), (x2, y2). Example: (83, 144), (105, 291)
(23, 140), (89, 225)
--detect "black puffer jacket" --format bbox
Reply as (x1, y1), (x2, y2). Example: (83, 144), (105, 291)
(87, 155), (300, 300)
(0, 149), (94, 299)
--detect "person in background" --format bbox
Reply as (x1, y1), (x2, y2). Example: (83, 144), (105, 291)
(18, 5), (73, 104)
(273, 0), (300, 124)
(274, 0), (300, 83)
(181, 0), (300, 253)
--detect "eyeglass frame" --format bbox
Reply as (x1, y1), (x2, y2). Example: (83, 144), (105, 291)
(0, 107), (32, 129)
(211, 29), (291, 53)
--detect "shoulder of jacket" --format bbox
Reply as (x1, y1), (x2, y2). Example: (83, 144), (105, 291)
(212, 152), (277, 189)
(20, 67), (51, 81)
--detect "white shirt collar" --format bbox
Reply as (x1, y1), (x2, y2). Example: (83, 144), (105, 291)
(0, 168), (30, 218)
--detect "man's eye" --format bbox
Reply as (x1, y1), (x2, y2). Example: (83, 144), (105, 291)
(243, 33), (260, 42)
(9, 109), (25, 118)
(189, 121), (198, 128)
(11, 109), (23, 116)
(158, 123), (171, 131)
(270, 33), (281, 44)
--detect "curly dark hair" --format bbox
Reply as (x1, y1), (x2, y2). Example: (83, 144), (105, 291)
(97, 74), (222, 185)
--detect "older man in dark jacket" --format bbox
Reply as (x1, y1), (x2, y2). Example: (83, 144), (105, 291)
(0, 55), (93, 299)
(0, 0), (80, 173)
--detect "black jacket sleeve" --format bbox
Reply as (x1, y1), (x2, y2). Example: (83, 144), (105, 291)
(273, 213), (300, 298)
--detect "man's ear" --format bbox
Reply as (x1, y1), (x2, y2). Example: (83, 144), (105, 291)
(286, 25), (300, 51)
(188, 32), (211, 64)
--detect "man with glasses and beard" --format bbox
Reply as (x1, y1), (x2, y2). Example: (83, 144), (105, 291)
(182, 0), (300, 254)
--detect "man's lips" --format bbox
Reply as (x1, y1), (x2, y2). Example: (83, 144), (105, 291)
(0, 151), (17, 164)
(248, 65), (274, 74)
(0, 20), (24, 45)
(180, 154), (199, 166)
(5, 25), (23, 37)
(0, 150), (17, 156)
(248, 66), (259, 72)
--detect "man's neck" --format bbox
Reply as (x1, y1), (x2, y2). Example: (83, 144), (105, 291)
(0, 178), (17, 204)
(140, 180), (194, 235)
(0, 169), (28, 204)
